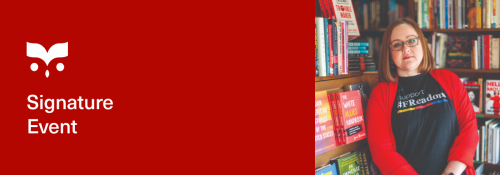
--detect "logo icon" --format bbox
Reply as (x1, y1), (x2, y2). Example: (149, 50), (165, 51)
(27, 42), (68, 78)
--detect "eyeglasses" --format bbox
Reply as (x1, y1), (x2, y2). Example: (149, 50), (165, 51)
(389, 38), (420, 51)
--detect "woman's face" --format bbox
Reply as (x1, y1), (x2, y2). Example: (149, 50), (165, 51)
(390, 24), (424, 76)
(469, 91), (475, 101)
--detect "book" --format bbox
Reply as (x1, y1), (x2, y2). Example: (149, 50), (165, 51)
(465, 82), (482, 113)
(348, 50), (369, 54)
(331, 0), (360, 36)
(334, 152), (362, 175)
(335, 90), (367, 144)
(325, 18), (331, 76)
(349, 46), (367, 50)
(316, 18), (327, 76)
(316, 24), (319, 77)
(315, 91), (337, 156)
(492, 38), (500, 69)
(315, 163), (338, 175)
(348, 63), (376, 71)
(344, 83), (372, 113)
(349, 57), (374, 63)
(348, 42), (369, 46)
(485, 80), (500, 115)
(328, 94), (344, 146)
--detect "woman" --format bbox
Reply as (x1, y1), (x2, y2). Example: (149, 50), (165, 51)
(366, 17), (479, 175)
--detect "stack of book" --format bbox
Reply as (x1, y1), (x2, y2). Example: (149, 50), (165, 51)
(476, 119), (500, 164)
(349, 56), (376, 72)
(352, 0), (408, 30)
(315, 17), (350, 77)
(471, 35), (500, 70)
(462, 78), (500, 114)
(415, 0), (500, 29)
(314, 149), (381, 175)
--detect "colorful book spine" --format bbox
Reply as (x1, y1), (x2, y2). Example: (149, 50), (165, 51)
(328, 22), (334, 76)
(348, 50), (369, 54)
(328, 94), (342, 146)
(332, 19), (338, 75)
(315, 91), (337, 156)
(348, 42), (369, 46)
(349, 47), (368, 50)
(316, 24), (319, 77)
(335, 93), (347, 144)
(316, 18), (326, 76)
(324, 18), (330, 76)
(478, 0), (482, 28)
(343, 21), (349, 74)
(445, 0), (449, 28)
(337, 20), (343, 75)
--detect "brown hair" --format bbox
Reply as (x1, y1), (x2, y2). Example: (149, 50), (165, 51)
(378, 17), (435, 82)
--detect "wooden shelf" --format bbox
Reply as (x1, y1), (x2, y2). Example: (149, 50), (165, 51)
(439, 68), (500, 73)
(422, 28), (500, 33)
(315, 72), (363, 82)
(476, 114), (500, 119)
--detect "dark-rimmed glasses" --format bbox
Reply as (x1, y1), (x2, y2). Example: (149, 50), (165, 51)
(389, 38), (420, 51)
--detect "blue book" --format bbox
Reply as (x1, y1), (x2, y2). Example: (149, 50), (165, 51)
(315, 163), (338, 175)
(348, 42), (369, 47)
(332, 19), (338, 75)
(348, 47), (367, 50)
(445, 0), (448, 29)
(348, 50), (369, 54)
(324, 18), (330, 76)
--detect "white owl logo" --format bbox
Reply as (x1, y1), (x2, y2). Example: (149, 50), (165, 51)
(26, 42), (68, 77)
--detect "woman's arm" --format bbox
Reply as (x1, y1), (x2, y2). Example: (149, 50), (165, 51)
(366, 84), (418, 175)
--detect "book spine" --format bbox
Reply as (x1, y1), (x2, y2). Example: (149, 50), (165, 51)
(349, 47), (368, 50)
(328, 22), (334, 76)
(424, 0), (429, 28)
(482, 125), (486, 161)
(458, 0), (462, 29)
(344, 21), (349, 74)
(492, 38), (499, 69)
(335, 93), (346, 145)
(348, 50), (370, 54)
(348, 42), (370, 46)
(478, 0), (482, 28)
(494, 0), (497, 28)
(337, 21), (343, 75)
(316, 25), (319, 77)
(485, 35), (491, 69)
(488, 0), (492, 28)
(333, 19), (338, 75)
(331, 94), (343, 146)
(358, 150), (366, 175)
(316, 18), (326, 76)
(324, 18), (330, 76)
(328, 94), (340, 146)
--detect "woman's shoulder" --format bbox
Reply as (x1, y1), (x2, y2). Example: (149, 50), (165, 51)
(430, 69), (461, 83)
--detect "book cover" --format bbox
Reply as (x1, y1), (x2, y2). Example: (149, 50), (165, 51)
(336, 90), (367, 144)
(331, 0), (360, 36)
(315, 163), (338, 175)
(344, 83), (371, 113)
(335, 152), (362, 175)
(465, 83), (482, 113)
(315, 91), (337, 156)
(485, 80), (500, 115)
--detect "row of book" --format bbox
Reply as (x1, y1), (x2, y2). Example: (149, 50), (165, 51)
(415, 0), (500, 29)
(349, 57), (377, 72)
(315, 17), (350, 77)
(461, 78), (500, 115)
(315, 83), (371, 156)
(315, 148), (381, 175)
(475, 119), (500, 164)
(427, 34), (500, 69)
(352, 0), (408, 30)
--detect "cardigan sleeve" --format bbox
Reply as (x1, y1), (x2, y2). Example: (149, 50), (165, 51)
(446, 73), (479, 169)
(366, 83), (418, 175)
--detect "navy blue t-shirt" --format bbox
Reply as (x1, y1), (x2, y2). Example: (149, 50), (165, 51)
(391, 73), (464, 175)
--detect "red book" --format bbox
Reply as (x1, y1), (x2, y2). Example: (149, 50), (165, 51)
(328, 24), (334, 76)
(335, 90), (367, 145)
(485, 35), (490, 70)
(328, 94), (343, 146)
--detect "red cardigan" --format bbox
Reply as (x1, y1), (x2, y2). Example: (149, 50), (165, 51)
(366, 69), (479, 175)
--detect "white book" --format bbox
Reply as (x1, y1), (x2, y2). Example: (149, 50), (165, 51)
(482, 125), (487, 162)
(487, 0), (492, 28)
(440, 33), (448, 68)
(458, 0), (462, 29)
(475, 40), (479, 70)
(497, 0), (500, 28)
(316, 18), (327, 77)
(337, 20), (342, 75)
(432, 32), (436, 58)
(477, 129), (481, 161)
(441, 0), (445, 29)
(418, 0), (422, 28)
(495, 126), (500, 163)
(488, 121), (499, 163)
(492, 38), (500, 69)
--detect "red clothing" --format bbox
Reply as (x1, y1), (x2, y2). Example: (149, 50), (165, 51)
(366, 70), (479, 175)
